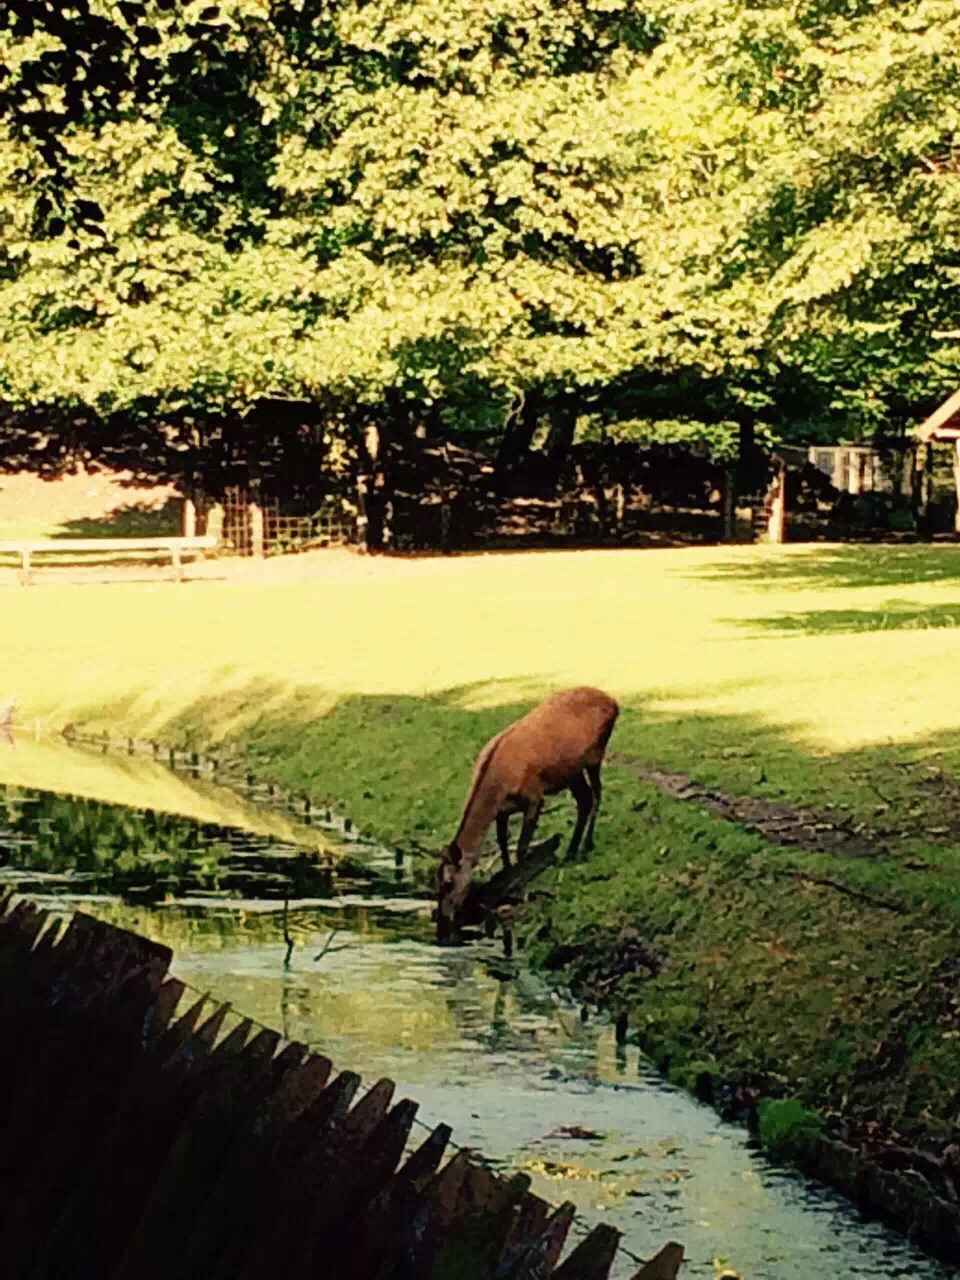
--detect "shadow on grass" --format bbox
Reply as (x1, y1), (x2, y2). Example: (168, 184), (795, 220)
(55, 497), (182, 539)
(48, 670), (960, 873)
(729, 602), (960, 637)
(685, 544), (960, 591)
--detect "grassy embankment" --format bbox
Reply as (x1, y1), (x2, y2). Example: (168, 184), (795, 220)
(4, 542), (960, 1163)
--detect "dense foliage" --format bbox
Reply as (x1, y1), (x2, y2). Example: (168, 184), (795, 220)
(0, 0), (958, 470)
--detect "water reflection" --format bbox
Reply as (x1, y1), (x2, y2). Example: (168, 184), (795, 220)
(0, 764), (953, 1280)
(0, 736), (337, 851)
(0, 781), (411, 904)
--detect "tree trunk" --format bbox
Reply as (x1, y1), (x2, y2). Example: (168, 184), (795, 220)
(735, 409), (764, 498)
(613, 482), (626, 538)
(494, 393), (540, 493)
(355, 472), (371, 552)
(912, 443), (934, 538)
(766, 463), (787, 544)
(357, 422), (392, 551)
(544, 403), (577, 462)
(722, 467), (735, 541)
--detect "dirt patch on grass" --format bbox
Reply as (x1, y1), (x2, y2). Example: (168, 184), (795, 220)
(913, 773), (960, 842)
(610, 754), (885, 858)
(611, 754), (960, 863)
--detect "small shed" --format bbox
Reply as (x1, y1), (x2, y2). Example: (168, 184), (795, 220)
(914, 390), (960, 533)
(916, 389), (960, 444)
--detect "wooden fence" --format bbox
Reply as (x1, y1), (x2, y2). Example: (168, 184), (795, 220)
(0, 892), (683, 1279)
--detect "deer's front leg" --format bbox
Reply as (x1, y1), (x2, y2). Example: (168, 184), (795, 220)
(515, 797), (544, 862)
(496, 812), (512, 869)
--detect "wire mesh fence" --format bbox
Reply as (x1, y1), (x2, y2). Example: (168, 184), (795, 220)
(217, 488), (355, 557)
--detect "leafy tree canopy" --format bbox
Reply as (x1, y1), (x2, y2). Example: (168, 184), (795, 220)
(0, 0), (957, 467)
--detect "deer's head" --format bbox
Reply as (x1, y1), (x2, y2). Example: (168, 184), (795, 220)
(435, 842), (466, 945)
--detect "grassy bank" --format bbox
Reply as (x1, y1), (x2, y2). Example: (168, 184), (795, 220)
(4, 543), (960, 1165)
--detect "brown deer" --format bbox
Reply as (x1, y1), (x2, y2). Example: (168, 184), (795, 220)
(436, 687), (619, 943)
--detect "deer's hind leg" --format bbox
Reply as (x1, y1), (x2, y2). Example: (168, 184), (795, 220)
(566, 772), (596, 861)
(583, 762), (603, 854)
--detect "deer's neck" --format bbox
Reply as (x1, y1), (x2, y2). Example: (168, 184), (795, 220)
(453, 775), (503, 856)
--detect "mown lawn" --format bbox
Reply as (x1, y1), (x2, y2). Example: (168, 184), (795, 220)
(4, 541), (960, 1145)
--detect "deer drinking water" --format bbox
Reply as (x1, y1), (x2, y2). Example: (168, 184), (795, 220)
(436, 687), (619, 944)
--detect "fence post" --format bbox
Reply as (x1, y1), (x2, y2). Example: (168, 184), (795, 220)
(356, 473), (371, 552)
(250, 501), (265, 559)
(766, 465), (787, 545)
(206, 504), (223, 543)
(914, 442), (934, 537)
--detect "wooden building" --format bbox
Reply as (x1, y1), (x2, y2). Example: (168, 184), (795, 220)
(916, 389), (960, 444)
(807, 444), (891, 495)
(751, 443), (896, 544)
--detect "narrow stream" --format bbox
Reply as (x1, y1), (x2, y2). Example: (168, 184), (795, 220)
(0, 739), (953, 1280)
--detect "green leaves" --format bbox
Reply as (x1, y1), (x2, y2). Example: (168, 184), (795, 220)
(0, 0), (957, 448)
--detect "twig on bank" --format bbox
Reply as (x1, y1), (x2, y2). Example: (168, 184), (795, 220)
(860, 776), (894, 807)
(283, 894), (294, 968)
(782, 870), (902, 913)
(314, 927), (350, 964)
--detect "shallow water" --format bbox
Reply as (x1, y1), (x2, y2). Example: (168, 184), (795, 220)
(0, 740), (954, 1280)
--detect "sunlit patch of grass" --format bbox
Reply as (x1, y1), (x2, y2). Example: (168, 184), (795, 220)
(2, 544), (960, 755)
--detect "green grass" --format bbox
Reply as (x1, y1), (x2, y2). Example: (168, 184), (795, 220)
(3, 541), (960, 1144)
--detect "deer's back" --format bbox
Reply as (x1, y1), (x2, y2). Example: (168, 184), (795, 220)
(486, 687), (619, 793)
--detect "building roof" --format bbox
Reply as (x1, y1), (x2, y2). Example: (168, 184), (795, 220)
(916, 389), (960, 442)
